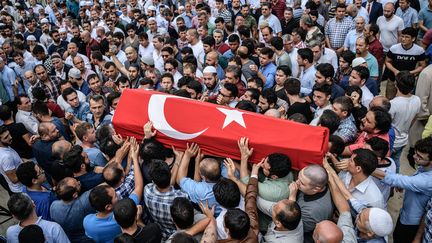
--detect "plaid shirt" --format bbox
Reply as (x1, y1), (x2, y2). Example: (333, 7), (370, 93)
(424, 197), (432, 243)
(115, 164), (135, 199)
(35, 76), (62, 101)
(334, 116), (358, 144)
(325, 17), (354, 49)
(217, 9), (232, 24)
(143, 183), (188, 240)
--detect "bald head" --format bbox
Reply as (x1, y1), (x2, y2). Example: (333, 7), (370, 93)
(369, 96), (390, 111)
(264, 108), (281, 118)
(103, 163), (124, 188)
(52, 140), (72, 160)
(313, 220), (343, 243)
(302, 165), (328, 188)
(199, 158), (221, 182)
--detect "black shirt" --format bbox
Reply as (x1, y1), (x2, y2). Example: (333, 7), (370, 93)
(5, 122), (33, 159)
(281, 18), (299, 35)
(132, 223), (162, 243)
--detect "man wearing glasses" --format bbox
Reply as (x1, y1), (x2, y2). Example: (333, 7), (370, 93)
(372, 136), (432, 243)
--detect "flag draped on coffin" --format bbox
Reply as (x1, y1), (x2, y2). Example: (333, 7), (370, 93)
(112, 89), (329, 170)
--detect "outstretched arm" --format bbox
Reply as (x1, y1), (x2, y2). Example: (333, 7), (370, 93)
(225, 158), (247, 196)
(130, 137), (144, 201)
(238, 137), (254, 179)
(176, 143), (199, 185)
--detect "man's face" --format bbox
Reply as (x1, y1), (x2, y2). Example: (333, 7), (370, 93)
(85, 127), (97, 143)
(186, 87), (199, 99)
(218, 87), (233, 104)
(275, 70), (287, 85)
(71, 28), (80, 38)
(356, 18), (365, 32)
(139, 37), (149, 47)
(68, 45), (78, 56)
(383, 4), (394, 18)
(52, 58), (64, 70)
(105, 66), (117, 79)
(206, 54), (217, 66)
(152, 39), (163, 50)
(148, 20), (157, 31)
(339, 57), (349, 70)
(18, 96), (32, 112)
(52, 31), (61, 42)
(225, 71), (238, 84)
(355, 39), (368, 55)
(66, 92), (80, 108)
(229, 41), (239, 53)
(240, 91), (255, 103)
(215, 22), (224, 30)
(296, 169), (317, 195)
(241, 6), (249, 17)
(215, 1), (223, 10)
(261, 5), (271, 17)
(47, 123), (60, 140)
(311, 45), (322, 62)
(399, 0), (408, 9)
(355, 209), (373, 239)
(259, 53), (271, 66)
(35, 67), (48, 81)
(13, 55), (24, 66)
(125, 48), (137, 62)
(164, 63), (176, 75)
(198, 15), (207, 26)
(315, 71), (327, 84)
(232, 0), (240, 8)
(284, 10), (293, 20)
(354, 0), (362, 8)
(360, 111), (377, 133)
(161, 77), (173, 90)
(213, 33), (223, 45)
(348, 70), (363, 86)
(258, 96), (271, 113)
(336, 7), (346, 19)
(203, 73), (216, 89)
(332, 103), (346, 119)
(413, 150), (431, 167)
(313, 90), (330, 108)
(297, 55), (305, 67)
(128, 67), (140, 80)
(401, 34), (415, 47)
(90, 99), (105, 118)
(262, 28), (272, 43)
(73, 57), (85, 71)
(89, 77), (102, 93)
(83, 23), (91, 32)
(0, 130), (12, 146)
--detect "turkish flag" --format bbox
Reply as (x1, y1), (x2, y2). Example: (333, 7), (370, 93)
(112, 89), (329, 170)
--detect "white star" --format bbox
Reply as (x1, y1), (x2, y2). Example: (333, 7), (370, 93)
(217, 107), (247, 129)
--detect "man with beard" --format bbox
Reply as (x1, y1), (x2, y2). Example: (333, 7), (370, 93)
(81, 30), (100, 58)
(86, 74), (112, 100)
(241, 4), (257, 38)
(33, 64), (62, 100)
(0, 125), (24, 193)
(65, 42), (91, 70)
(377, 2), (404, 53)
(355, 37), (379, 80)
(73, 56), (95, 81)
(213, 29), (229, 55)
(70, 25), (86, 55)
(39, 19), (52, 48)
(47, 29), (68, 56)
(202, 66), (221, 102)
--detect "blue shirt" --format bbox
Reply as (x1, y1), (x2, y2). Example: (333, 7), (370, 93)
(0, 65), (17, 101)
(260, 62), (277, 89)
(76, 171), (104, 193)
(84, 147), (108, 167)
(6, 216), (70, 243)
(299, 65), (317, 96)
(66, 102), (90, 123)
(76, 81), (91, 96)
(222, 50), (235, 60)
(83, 194), (139, 243)
(383, 167), (432, 225)
(23, 187), (56, 221)
(340, 76), (378, 96)
(179, 177), (221, 216)
(52, 117), (70, 141)
(364, 52), (379, 78)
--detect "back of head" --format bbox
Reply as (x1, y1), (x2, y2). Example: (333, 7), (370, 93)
(172, 232), (198, 243)
(139, 138), (172, 164)
(55, 177), (79, 201)
(170, 197), (194, 229)
(318, 109), (340, 134)
(103, 163), (124, 188)
(395, 71), (416, 95)
(313, 220), (343, 243)
(99, 136), (121, 159)
(352, 148), (378, 176)
(63, 145), (85, 173)
(7, 193), (33, 221)
(224, 209), (250, 240)
(369, 106), (392, 134)
(303, 164), (328, 189)
(114, 233), (135, 243)
(89, 184), (113, 212)
(213, 178), (240, 208)
(148, 159), (171, 188)
(268, 153), (292, 178)
(16, 162), (37, 188)
(200, 158), (221, 182)
(275, 200), (302, 230)
(365, 137), (389, 159)
(19, 224), (45, 243)
(114, 198), (137, 229)
(329, 135), (345, 156)
(368, 208), (393, 237)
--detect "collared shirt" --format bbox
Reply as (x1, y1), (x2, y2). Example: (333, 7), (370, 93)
(310, 103), (333, 126)
(242, 173), (293, 202)
(337, 212), (357, 243)
(257, 196), (304, 243)
(396, 6), (419, 28)
(179, 177), (221, 216)
(325, 17), (355, 49)
(144, 183), (188, 240)
(317, 48), (339, 73)
(85, 112), (113, 130)
(259, 62), (277, 89)
(339, 171), (385, 213)
(0, 65), (17, 101)
(115, 164), (135, 199)
(335, 115), (358, 143)
(383, 167), (432, 225)
(66, 102), (90, 123)
(423, 197), (432, 243)
(15, 109), (39, 135)
(6, 216), (70, 243)
(364, 52), (379, 78)
(65, 54), (91, 70)
(299, 65), (317, 96)
(361, 85), (374, 108)
(344, 29), (364, 53)
(35, 76), (62, 101)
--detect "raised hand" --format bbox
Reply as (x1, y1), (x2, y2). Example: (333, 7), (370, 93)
(224, 158), (236, 180)
(251, 158), (265, 176)
(143, 121), (157, 139)
(185, 143), (200, 158)
(237, 137), (254, 159)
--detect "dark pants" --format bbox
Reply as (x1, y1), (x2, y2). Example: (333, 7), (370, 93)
(393, 217), (419, 243)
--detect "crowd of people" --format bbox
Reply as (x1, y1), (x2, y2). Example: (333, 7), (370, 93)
(0, 0), (432, 242)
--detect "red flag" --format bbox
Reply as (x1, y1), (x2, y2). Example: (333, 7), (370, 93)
(112, 89), (329, 170)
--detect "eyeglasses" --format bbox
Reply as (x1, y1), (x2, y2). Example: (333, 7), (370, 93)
(165, 68), (173, 72)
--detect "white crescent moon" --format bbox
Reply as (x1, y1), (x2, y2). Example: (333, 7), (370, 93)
(148, 94), (208, 140)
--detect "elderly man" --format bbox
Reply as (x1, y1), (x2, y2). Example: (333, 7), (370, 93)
(344, 17), (366, 53)
(64, 42), (91, 70)
(81, 30), (100, 58)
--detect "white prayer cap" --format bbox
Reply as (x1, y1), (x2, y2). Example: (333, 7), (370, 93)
(352, 57), (366, 67)
(203, 66), (217, 74)
(59, 28), (67, 33)
(148, 6), (156, 11)
(26, 35), (36, 41)
(368, 208), (393, 237)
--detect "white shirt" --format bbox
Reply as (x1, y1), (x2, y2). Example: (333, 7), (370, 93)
(389, 95), (421, 148)
(15, 110), (39, 135)
(189, 40), (205, 70)
(0, 147), (24, 193)
(287, 48), (299, 78)
(317, 48), (338, 73)
(216, 197), (245, 240)
(360, 85), (374, 108)
(65, 53), (92, 70)
(109, 50), (127, 64)
(153, 50), (165, 74)
(139, 43), (154, 58)
(377, 15), (405, 52)
(310, 103), (332, 126)
(258, 14), (282, 34)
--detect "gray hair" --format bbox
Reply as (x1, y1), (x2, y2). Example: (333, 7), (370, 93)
(303, 164), (328, 188)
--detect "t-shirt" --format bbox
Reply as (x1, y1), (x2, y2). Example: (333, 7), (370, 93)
(131, 223), (162, 243)
(32, 139), (56, 173)
(83, 194), (139, 243)
(84, 147), (108, 167)
(386, 43), (426, 80)
(4, 122), (33, 159)
(50, 190), (95, 243)
(0, 146), (24, 192)
(75, 171), (104, 193)
(23, 187), (56, 221)
(377, 15), (405, 52)
(389, 95), (421, 148)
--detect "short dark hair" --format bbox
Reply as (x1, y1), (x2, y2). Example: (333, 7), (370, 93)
(395, 71), (416, 95)
(246, 88), (260, 103)
(333, 96), (354, 116)
(148, 160), (171, 188)
(313, 83), (332, 96)
(170, 197), (194, 229)
(32, 101), (50, 116)
(114, 198), (137, 228)
(336, 3), (347, 9)
(224, 82), (239, 98)
(114, 233), (135, 243)
(297, 48), (313, 63)
(19, 224), (45, 243)
(260, 47), (274, 59)
(277, 65), (292, 77)
(366, 137), (389, 159)
(89, 185), (113, 212)
(235, 100), (257, 112)
(275, 200), (302, 230)
(352, 148), (378, 176)
(268, 153), (292, 178)
(32, 87), (47, 101)
(401, 27), (418, 38)
(100, 136), (121, 159)
(202, 36), (215, 46)
(340, 50), (356, 65)
(213, 178), (241, 208)
(368, 23), (380, 36)
(63, 145), (85, 173)
(171, 232), (198, 243)
(62, 87), (78, 101)
(74, 122), (93, 141)
(318, 110), (341, 134)
(224, 209), (250, 240)
(352, 65), (370, 81)
(345, 85), (363, 99)
(186, 80), (203, 94)
(284, 78), (301, 95)
(329, 135), (345, 156)
(16, 162), (38, 187)
(0, 105), (11, 121)
(370, 106), (392, 134)
(270, 37), (284, 51)
(261, 89), (278, 106)
(316, 63), (335, 80)
(415, 136), (432, 161)
(8, 193), (33, 220)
